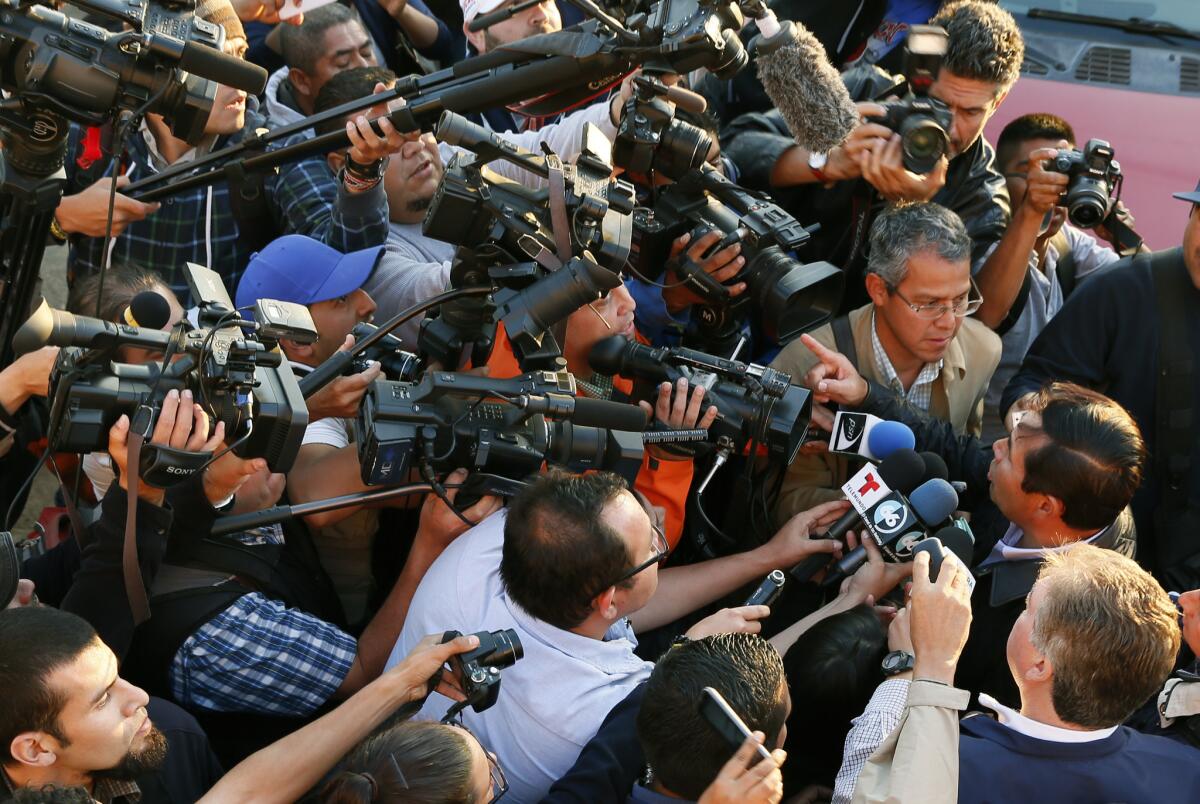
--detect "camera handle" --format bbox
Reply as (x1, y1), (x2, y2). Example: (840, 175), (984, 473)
(210, 482), (438, 536)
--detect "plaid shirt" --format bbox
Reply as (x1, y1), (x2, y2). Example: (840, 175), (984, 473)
(869, 311), (943, 412)
(834, 678), (911, 804)
(65, 108), (388, 305)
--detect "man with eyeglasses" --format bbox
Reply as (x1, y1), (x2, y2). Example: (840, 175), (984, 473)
(388, 468), (848, 802)
(770, 201), (1000, 522)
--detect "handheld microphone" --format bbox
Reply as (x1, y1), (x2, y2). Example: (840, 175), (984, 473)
(789, 448), (925, 583)
(919, 451), (949, 482)
(913, 525), (976, 587)
(744, 570), (786, 608)
(750, 17), (860, 155)
(829, 413), (916, 461)
(827, 478), (959, 582)
(124, 291), (172, 331)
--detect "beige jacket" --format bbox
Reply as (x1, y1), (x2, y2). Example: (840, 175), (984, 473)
(771, 303), (1001, 523)
(853, 680), (969, 804)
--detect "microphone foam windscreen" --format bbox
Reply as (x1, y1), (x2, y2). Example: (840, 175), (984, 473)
(877, 448), (925, 494)
(755, 21), (859, 154)
(867, 420), (916, 459)
(919, 451), (950, 482)
(129, 291), (172, 331)
(587, 335), (631, 376)
(932, 524), (975, 567)
(908, 478), (959, 526)
(571, 396), (649, 432)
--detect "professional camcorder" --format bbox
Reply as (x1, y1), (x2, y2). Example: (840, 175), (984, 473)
(630, 167), (843, 347)
(866, 25), (952, 175)
(348, 322), (420, 381)
(588, 335), (812, 463)
(418, 112), (636, 371)
(355, 368), (646, 489)
(1044, 138), (1123, 228)
(14, 263), (311, 473)
(441, 629), (524, 714)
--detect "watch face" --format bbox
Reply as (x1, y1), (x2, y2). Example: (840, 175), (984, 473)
(883, 651), (912, 673)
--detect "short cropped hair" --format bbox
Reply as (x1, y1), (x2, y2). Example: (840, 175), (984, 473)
(866, 201), (971, 287)
(501, 469), (635, 630)
(996, 113), (1077, 170)
(1019, 383), (1145, 530)
(66, 264), (166, 323)
(1033, 544), (1179, 728)
(0, 609), (101, 764)
(932, 1), (1025, 91)
(279, 3), (361, 75)
(637, 634), (788, 799)
(314, 66), (399, 137)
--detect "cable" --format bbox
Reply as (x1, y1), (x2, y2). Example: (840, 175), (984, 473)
(3, 451), (48, 532)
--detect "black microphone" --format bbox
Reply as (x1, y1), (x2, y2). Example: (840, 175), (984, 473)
(913, 524), (976, 582)
(125, 291), (172, 331)
(750, 17), (860, 155)
(919, 451), (949, 482)
(14, 298), (170, 355)
(789, 448), (925, 583)
(180, 41), (269, 95)
(569, 396), (650, 432)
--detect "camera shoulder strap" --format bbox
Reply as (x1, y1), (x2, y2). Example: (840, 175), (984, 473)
(123, 428), (152, 626)
(830, 314), (858, 368)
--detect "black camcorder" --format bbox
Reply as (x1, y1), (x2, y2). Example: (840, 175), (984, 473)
(867, 25), (952, 175)
(347, 322), (420, 381)
(588, 335), (812, 464)
(15, 263), (312, 473)
(630, 167), (842, 346)
(355, 368), (645, 489)
(440, 629), (524, 714)
(1044, 139), (1122, 228)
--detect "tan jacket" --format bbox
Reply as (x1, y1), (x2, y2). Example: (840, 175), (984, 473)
(771, 303), (1001, 523)
(852, 680), (969, 804)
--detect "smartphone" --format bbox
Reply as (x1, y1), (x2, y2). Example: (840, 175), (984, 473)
(698, 687), (773, 762)
(279, 0), (338, 20)
(743, 570), (786, 608)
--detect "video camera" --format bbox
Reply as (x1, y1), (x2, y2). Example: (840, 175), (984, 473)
(355, 368), (646, 490)
(440, 628), (523, 715)
(418, 111), (636, 371)
(588, 335), (811, 463)
(629, 166), (843, 347)
(866, 25), (952, 175)
(14, 263), (311, 473)
(1044, 139), (1123, 228)
(348, 322), (420, 381)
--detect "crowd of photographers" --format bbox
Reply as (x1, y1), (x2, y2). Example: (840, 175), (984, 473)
(2, 0), (1200, 802)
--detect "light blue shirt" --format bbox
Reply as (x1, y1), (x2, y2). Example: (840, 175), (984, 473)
(386, 509), (653, 803)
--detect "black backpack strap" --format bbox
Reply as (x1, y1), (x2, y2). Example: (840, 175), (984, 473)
(994, 267), (1033, 338)
(830, 314), (858, 368)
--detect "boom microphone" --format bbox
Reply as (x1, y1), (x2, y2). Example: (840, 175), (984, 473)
(179, 41), (269, 95)
(750, 17), (859, 155)
(14, 298), (170, 355)
(569, 397), (650, 432)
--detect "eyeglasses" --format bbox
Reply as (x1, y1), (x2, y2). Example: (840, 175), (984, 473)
(609, 491), (670, 587)
(441, 719), (509, 801)
(889, 278), (984, 319)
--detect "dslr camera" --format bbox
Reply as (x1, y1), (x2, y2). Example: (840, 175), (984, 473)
(441, 628), (524, 713)
(867, 25), (953, 175)
(347, 322), (420, 381)
(1043, 139), (1122, 228)
(15, 263), (312, 473)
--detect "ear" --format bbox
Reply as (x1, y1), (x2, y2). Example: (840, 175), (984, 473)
(1025, 651), (1053, 685)
(1038, 493), (1067, 523)
(463, 21), (485, 54)
(288, 68), (313, 100)
(865, 272), (890, 307)
(10, 732), (58, 768)
(281, 337), (315, 364)
(593, 585), (619, 622)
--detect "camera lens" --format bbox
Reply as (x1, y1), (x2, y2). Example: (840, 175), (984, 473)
(710, 30), (749, 81)
(655, 120), (713, 181)
(483, 629), (524, 668)
(898, 116), (949, 175)
(748, 248), (844, 344)
(1065, 177), (1110, 228)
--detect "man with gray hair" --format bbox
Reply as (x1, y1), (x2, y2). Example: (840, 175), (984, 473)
(770, 201), (1000, 521)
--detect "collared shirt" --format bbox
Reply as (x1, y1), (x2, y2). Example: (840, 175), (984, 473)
(978, 522), (1109, 570)
(387, 508), (653, 803)
(2, 768), (138, 803)
(629, 783), (689, 803)
(978, 694), (1118, 742)
(833, 678), (912, 804)
(869, 311), (943, 411)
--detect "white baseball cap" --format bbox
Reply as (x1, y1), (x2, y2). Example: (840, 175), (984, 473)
(461, 0), (508, 23)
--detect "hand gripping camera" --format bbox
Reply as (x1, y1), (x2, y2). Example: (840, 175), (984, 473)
(1043, 139), (1123, 228)
(15, 263), (312, 473)
(440, 629), (524, 714)
(866, 25), (953, 175)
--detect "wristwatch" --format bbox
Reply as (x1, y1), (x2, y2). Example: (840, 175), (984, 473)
(808, 150), (831, 183)
(881, 650), (915, 677)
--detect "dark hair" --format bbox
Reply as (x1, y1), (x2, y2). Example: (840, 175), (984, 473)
(501, 469), (635, 630)
(66, 264), (167, 322)
(279, 3), (361, 75)
(996, 113), (1077, 170)
(782, 605), (887, 788)
(932, 1), (1024, 91)
(0, 609), (100, 765)
(314, 66), (399, 137)
(1020, 383), (1146, 530)
(636, 634), (788, 800)
(319, 720), (477, 804)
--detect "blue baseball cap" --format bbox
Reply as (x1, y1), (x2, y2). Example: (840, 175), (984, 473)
(1173, 178), (1200, 205)
(235, 235), (384, 310)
